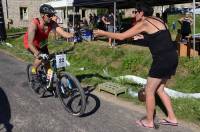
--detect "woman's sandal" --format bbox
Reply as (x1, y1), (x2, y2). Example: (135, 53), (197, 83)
(159, 119), (178, 126)
(136, 119), (154, 129)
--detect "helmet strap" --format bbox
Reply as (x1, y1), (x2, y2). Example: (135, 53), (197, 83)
(41, 15), (50, 25)
(41, 14), (45, 19)
(41, 15), (45, 22)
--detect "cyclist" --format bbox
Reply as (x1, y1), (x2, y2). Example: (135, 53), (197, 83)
(24, 4), (73, 92)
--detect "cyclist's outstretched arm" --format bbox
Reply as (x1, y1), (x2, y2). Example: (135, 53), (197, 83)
(56, 27), (73, 38)
(52, 22), (73, 38)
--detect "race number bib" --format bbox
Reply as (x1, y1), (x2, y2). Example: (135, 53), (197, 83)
(56, 54), (70, 68)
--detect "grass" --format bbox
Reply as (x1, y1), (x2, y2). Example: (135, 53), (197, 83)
(1, 14), (200, 126)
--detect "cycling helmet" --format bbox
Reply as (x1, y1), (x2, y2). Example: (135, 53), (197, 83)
(40, 4), (56, 16)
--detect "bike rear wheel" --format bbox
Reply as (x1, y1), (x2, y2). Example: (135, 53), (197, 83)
(56, 73), (86, 116)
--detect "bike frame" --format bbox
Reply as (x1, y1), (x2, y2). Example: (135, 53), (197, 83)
(43, 53), (66, 89)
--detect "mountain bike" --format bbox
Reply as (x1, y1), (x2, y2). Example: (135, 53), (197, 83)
(26, 47), (86, 116)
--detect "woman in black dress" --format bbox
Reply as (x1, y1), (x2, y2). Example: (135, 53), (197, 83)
(94, 2), (178, 128)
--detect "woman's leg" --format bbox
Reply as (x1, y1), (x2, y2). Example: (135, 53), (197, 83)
(137, 77), (162, 127)
(108, 38), (112, 46)
(145, 77), (163, 125)
(156, 79), (177, 123)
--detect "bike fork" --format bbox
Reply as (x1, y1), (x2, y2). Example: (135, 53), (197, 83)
(60, 78), (72, 93)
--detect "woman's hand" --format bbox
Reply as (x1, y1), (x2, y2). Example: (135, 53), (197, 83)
(51, 15), (59, 22)
(133, 34), (144, 40)
(93, 29), (106, 37)
(68, 33), (74, 38)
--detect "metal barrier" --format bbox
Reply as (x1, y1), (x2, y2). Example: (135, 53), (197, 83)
(7, 32), (25, 39)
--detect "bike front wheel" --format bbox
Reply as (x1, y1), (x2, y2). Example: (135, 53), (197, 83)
(27, 64), (35, 91)
(56, 73), (86, 116)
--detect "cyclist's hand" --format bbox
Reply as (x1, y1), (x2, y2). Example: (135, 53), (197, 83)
(51, 15), (58, 22)
(38, 53), (49, 60)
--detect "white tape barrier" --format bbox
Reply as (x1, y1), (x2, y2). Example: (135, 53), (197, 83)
(0, 42), (13, 48)
(115, 75), (200, 99)
(5, 43), (13, 47)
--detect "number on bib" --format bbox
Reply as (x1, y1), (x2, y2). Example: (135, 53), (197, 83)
(56, 54), (69, 68)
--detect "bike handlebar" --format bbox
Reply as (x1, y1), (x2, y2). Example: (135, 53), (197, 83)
(49, 46), (75, 60)
(39, 45), (75, 61)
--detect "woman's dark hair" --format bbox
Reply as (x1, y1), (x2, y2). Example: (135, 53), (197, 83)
(136, 2), (154, 16)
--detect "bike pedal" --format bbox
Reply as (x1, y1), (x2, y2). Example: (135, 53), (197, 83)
(46, 86), (54, 91)
(52, 90), (58, 97)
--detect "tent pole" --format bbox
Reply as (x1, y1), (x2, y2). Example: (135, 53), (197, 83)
(193, 0), (196, 57)
(65, 2), (69, 42)
(113, 2), (116, 46)
(66, 6), (68, 29)
(73, 6), (75, 28)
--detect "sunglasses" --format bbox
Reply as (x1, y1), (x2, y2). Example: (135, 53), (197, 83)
(132, 11), (137, 14)
(46, 14), (54, 18)
(133, 11), (141, 14)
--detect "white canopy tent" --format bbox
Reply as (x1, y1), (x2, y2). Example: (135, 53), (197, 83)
(45, 0), (73, 8)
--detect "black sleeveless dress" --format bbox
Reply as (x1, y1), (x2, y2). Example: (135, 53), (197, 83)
(144, 18), (178, 79)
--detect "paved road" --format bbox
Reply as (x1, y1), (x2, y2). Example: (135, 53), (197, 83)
(0, 51), (197, 132)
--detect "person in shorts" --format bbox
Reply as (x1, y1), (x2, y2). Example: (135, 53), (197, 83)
(24, 4), (73, 75)
(102, 9), (115, 47)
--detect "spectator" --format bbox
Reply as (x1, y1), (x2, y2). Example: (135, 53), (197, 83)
(89, 13), (98, 29)
(102, 9), (115, 47)
(162, 11), (168, 24)
(178, 13), (193, 40)
(96, 15), (106, 30)
(82, 17), (88, 27)
(132, 9), (137, 26)
(93, 13), (98, 25)
(117, 12), (123, 27)
(172, 21), (176, 32)
(89, 13), (93, 24)
(156, 13), (161, 18)
(94, 2), (178, 129)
